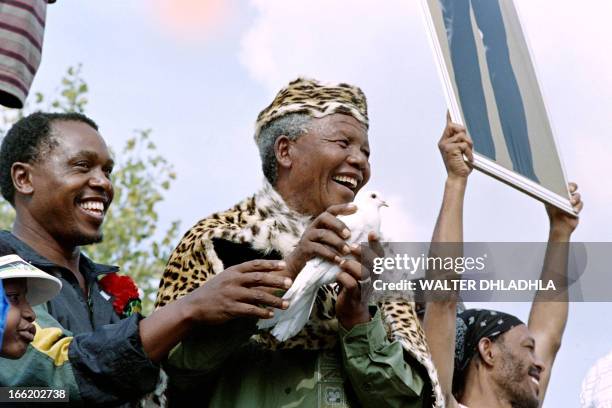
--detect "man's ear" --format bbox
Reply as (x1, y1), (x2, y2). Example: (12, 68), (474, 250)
(274, 135), (293, 170)
(11, 162), (34, 196)
(477, 337), (496, 367)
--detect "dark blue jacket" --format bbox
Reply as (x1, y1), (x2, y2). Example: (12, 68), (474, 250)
(0, 231), (159, 406)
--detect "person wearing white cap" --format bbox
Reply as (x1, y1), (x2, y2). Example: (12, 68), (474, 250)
(0, 251), (61, 359)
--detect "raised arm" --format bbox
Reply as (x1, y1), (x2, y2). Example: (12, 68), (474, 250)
(529, 182), (582, 405)
(431, 114), (472, 243)
(423, 114), (473, 407)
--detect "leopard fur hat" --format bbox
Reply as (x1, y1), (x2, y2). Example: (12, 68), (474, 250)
(254, 77), (369, 143)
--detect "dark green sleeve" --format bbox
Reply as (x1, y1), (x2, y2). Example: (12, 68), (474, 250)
(165, 318), (256, 390)
(339, 309), (425, 408)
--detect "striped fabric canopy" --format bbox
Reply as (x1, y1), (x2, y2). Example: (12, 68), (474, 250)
(0, 0), (49, 108)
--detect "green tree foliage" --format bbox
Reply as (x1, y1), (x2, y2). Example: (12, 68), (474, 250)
(0, 65), (179, 314)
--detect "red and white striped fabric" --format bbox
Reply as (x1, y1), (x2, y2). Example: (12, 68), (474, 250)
(0, 0), (49, 108)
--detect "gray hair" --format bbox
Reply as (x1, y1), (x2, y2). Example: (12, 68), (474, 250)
(256, 113), (312, 185)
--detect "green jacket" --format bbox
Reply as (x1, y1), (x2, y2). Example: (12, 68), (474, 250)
(165, 309), (425, 408)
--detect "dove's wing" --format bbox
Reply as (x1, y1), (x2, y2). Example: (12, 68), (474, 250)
(285, 257), (330, 297)
(257, 257), (337, 331)
(270, 290), (318, 341)
(270, 260), (342, 340)
(259, 197), (385, 340)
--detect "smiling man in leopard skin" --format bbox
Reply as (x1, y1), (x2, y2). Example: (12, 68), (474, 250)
(155, 78), (473, 407)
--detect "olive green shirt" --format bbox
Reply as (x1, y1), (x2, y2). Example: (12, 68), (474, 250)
(165, 310), (425, 407)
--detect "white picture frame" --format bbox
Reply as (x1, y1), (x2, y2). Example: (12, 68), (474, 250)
(421, 0), (576, 215)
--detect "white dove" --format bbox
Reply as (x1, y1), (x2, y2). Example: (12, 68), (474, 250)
(258, 190), (388, 341)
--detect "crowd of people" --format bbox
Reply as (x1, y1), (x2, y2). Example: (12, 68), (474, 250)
(0, 78), (583, 407)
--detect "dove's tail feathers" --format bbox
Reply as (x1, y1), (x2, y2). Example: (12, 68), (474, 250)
(271, 289), (318, 341)
(257, 286), (307, 330)
(281, 283), (300, 301)
(258, 276), (308, 330)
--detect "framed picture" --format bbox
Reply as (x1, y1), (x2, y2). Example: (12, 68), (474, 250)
(421, 0), (576, 215)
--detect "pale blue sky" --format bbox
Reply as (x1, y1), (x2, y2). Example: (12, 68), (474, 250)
(12, 1), (612, 406)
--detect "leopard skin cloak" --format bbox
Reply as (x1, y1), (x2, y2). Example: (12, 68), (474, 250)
(155, 181), (444, 407)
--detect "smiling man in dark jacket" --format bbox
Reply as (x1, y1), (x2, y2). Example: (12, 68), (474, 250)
(0, 112), (291, 406)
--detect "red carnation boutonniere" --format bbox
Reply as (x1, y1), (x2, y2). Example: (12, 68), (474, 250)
(99, 273), (142, 318)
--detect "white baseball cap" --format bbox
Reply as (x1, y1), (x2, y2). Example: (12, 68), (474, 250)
(0, 254), (62, 306)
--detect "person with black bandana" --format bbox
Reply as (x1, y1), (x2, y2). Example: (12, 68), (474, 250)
(452, 309), (537, 408)
(422, 115), (583, 408)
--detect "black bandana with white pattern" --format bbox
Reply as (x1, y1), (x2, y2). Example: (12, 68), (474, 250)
(454, 309), (524, 376)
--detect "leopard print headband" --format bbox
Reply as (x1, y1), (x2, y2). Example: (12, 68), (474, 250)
(254, 77), (369, 143)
